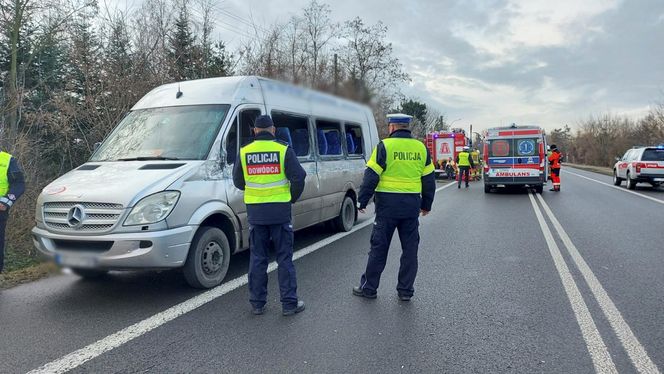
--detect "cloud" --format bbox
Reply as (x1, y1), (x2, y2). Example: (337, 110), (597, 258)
(107, 0), (664, 131)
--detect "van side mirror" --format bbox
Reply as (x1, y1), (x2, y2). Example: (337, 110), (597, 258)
(93, 142), (102, 152)
(615, 156), (621, 162)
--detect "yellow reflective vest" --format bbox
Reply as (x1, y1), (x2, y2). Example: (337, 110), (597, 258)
(240, 140), (291, 204)
(367, 138), (434, 194)
(0, 152), (11, 196)
(457, 151), (471, 167)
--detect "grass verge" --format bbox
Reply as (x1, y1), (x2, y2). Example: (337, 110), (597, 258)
(1, 262), (59, 289)
(566, 163), (613, 176)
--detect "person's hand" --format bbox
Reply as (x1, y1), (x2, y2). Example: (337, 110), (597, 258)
(420, 209), (430, 216)
(358, 208), (366, 214)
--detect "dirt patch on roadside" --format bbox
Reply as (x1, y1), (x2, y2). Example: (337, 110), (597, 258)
(0, 262), (59, 289)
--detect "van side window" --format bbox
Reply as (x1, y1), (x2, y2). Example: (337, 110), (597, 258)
(271, 111), (311, 158)
(225, 109), (261, 164)
(316, 119), (343, 156)
(344, 123), (364, 156)
(225, 118), (238, 164)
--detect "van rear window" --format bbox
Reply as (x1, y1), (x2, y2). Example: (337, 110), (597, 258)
(489, 140), (511, 157)
(515, 138), (538, 156)
(642, 149), (664, 161)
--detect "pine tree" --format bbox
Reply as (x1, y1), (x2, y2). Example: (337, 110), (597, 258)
(169, 1), (196, 81)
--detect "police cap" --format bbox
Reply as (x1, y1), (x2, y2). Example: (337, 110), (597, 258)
(386, 113), (413, 126)
(254, 115), (275, 129)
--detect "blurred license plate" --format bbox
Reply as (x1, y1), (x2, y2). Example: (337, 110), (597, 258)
(55, 254), (98, 268)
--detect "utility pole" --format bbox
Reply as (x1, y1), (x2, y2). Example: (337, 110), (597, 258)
(469, 124), (473, 147)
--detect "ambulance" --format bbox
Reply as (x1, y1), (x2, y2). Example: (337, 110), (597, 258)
(482, 124), (548, 193)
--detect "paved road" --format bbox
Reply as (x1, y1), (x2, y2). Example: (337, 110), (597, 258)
(1, 167), (663, 373)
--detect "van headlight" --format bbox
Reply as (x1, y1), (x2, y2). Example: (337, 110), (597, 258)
(124, 191), (180, 226)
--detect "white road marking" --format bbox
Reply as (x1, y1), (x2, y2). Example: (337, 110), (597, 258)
(536, 193), (661, 374)
(436, 182), (456, 193)
(27, 218), (375, 374)
(564, 169), (664, 205)
(528, 193), (618, 374)
(29, 184), (454, 374)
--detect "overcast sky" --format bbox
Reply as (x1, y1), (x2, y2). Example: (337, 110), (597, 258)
(113, 0), (664, 131)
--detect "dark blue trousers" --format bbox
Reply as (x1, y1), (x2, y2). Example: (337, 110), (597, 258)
(0, 214), (7, 273)
(248, 223), (298, 309)
(359, 216), (420, 297)
(458, 166), (470, 187)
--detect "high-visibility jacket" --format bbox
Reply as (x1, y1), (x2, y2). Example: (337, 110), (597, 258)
(367, 138), (433, 194)
(240, 140), (291, 204)
(457, 151), (471, 167)
(0, 152), (12, 196)
(548, 150), (561, 169)
(471, 151), (480, 165)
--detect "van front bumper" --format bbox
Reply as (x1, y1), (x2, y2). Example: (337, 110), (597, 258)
(32, 225), (196, 269)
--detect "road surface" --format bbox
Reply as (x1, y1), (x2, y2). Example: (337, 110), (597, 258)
(1, 167), (663, 373)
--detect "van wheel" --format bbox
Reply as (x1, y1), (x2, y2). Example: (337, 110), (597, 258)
(613, 170), (623, 186)
(72, 268), (108, 279)
(535, 185), (543, 194)
(183, 227), (231, 289)
(626, 172), (637, 190)
(484, 184), (491, 193)
(334, 195), (357, 232)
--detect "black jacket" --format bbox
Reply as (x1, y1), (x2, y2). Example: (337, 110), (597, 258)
(358, 129), (436, 219)
(232, 132), (306, 225)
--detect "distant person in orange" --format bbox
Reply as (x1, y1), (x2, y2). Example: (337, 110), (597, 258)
(548, 144), (562, 191)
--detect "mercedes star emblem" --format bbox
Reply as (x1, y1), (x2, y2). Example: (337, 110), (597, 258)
(67, 205), (86, 228)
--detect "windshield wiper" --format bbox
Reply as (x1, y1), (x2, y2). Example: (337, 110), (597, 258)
(117, 156), (181, 161)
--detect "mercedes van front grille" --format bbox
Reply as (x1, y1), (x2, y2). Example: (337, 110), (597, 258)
(42, 202), (124, 233)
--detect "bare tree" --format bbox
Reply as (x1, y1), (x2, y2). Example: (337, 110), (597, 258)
(337, 17), (409, 103)
(301, 0), (337, 87)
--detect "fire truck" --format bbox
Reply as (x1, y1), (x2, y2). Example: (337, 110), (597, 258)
(424, 129), (469, 178)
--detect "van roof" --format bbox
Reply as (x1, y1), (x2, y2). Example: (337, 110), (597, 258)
(486, 124), (544, 131)
(131, 76), (371, 123)
(484, 124), (545, 138)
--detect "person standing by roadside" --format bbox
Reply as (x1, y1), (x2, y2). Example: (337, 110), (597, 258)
(0, 150), (26, 273)
(353, 113), (436, 301)
(232, 115), (307, 316)
(456, 146), (474, 188)
(548, 144), (562, 191)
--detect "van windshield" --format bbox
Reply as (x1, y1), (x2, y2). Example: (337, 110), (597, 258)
(91, 105), (230, 161)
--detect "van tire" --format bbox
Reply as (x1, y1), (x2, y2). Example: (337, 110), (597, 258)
(534, 185), (543, 194)
(183, 227), (231, 289)
(72, 268), (108, 279)
(626, 172), (637, 190)
(484, 184), (491, 193)
(334, 195), (357, 232)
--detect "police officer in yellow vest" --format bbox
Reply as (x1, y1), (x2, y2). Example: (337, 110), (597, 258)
(456, 146), (475, 188)
(0, 150), (25, 273)
(232, 115), (307, 316)
(353, 114), (436, 301)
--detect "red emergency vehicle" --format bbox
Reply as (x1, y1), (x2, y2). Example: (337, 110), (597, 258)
(424, 129), (469, 178)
